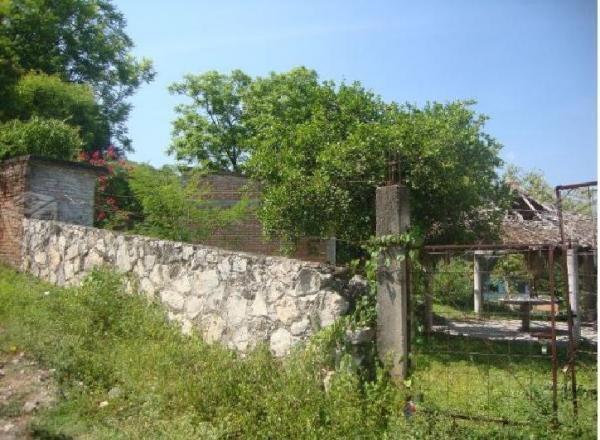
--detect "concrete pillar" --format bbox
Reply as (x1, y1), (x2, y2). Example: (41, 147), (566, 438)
(326, 238), (336, 266)
(376, 184), (410, 382)
(473, 252), (484, 316)
(424, 265), (434, 334)
(581, 253), (597, 322)
(566, 248), (580, 340)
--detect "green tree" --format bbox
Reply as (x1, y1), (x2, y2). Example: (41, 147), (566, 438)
(0, 116), (82, 160)
(432, 258), (473, 307)
(244, 68), (509, 244)
(504, 164), (555, 205)
(168, 70), (252, 172)
(0, 0), (154, 150)
(503, 164), (595, 214)
(490, 254), (532, 296)
(169, 67), (510, 245)
(6, 72), (109, 150)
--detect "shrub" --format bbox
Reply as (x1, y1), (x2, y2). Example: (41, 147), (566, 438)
(9, 72), (109, 150)
(128, 164), (249, 242)
(432, 257), (473, 308)
(0, 116), (82, 160)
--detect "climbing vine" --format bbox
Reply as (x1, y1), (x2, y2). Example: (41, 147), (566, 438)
(349, 228), (424, 329)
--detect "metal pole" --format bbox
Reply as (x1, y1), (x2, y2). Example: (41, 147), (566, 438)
(555, 186), (578, 417)
(549, 247), (558, 426)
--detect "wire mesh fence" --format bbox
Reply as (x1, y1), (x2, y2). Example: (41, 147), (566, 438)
(408, 245), (597, 429)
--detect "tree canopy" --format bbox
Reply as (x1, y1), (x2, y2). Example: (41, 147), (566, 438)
(4, 72), (109, 150)
(503, 164), (555, 205)
(168, 70), (251, 172)
(0, 0), (154, 150)
(169, 67), (509, 245)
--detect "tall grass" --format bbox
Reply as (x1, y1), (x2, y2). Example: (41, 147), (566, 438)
(0, 265), (595, 439)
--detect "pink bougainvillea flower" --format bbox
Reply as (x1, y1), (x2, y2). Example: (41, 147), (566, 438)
(106, 145), (117, 159)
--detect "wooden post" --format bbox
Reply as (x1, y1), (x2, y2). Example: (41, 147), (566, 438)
(376, 184), (410, 382)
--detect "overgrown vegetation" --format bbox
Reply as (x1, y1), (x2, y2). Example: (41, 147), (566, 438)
(128, 165), (249, 242)
(490, 254), (533, 296)
(0, 266), (594, 439)
(432, 257), (474, 308)
(0, 116), (82, 160)
(3, 72), (108, 152)
(169, 68), (512, 247)
(0, 0), (154, 151)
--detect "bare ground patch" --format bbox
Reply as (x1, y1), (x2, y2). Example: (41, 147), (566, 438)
(0, 351), (57, 439)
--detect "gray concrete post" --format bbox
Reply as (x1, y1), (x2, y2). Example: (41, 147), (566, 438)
(375, 184), (410, 382)
(326, 238), (336, 266)
(424, 267), (434, 334)
(473, 252), (484, 317)
(566, 248), (580, 340)
(581, 253), (597, 322)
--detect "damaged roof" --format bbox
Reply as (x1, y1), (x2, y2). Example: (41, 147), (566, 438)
(501, 189), (597, 248)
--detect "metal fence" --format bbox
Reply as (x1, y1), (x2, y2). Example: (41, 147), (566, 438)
(405, 181), (597, 430)
(409, 245), (596, 428)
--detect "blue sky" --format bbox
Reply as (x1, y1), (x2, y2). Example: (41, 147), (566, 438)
(117, 0), (597, 185)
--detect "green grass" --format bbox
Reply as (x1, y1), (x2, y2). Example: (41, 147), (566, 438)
(0, 265), (595, 439)
(411, 334), (597, 436)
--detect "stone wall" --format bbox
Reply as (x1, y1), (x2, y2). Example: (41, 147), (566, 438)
(22, 218), (362, 355)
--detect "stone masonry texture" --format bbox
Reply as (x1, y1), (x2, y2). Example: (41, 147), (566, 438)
(22, 218), (362, 356)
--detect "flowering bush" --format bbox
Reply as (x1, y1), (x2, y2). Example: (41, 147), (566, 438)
(79, 147), (142, 229)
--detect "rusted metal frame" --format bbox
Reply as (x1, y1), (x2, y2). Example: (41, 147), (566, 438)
(418, 244), (571, 425)
(555, 186), (578, 417)
(386, 151), (401, 185)
(423, 243), (554, 252)
(422, 245), (562, 421)
(421, 409), (528, 426)
(416, 349), (551, 359)
(406, 249), (412, 375)
(555, 181), (597, 191)
(548, 247), (558, 426)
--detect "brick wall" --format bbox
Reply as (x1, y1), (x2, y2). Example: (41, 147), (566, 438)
(0, 157), (28, 267)
(28, 161), (96, 226)
(0, 156), (103, 267)
(198, 173), (328, 262)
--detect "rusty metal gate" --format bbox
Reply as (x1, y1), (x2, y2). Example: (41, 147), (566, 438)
(407, 182), (597, 431)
